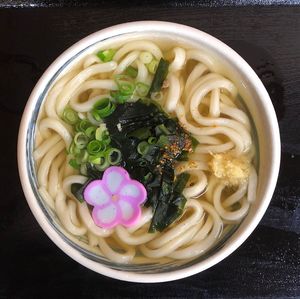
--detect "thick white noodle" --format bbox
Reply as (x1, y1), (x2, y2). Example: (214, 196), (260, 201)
(37, 140), (65, 188)
(135, 59), (148, 83)
(56, 62), (117, 115)
(83, 54), (100, 69)
(114, 51), (140, 74)
(34, 134), (61, 161)
(55, 192), (87, 236)
(113, 41), (162, 61)
(168, 201), (223, 259)
(213, 183), (250, 221)
(39, 118), (73, 148)
(164, 73), (181, 113)
(71, 94), (111, 113)
(45, 69), (80, 118)
(186, 49), (218, 71)
(184, 63), (208, 95)
(169, 47), (186, 73)
(48, 152), (65, 199)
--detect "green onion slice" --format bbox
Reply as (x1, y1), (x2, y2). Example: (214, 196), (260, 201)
(114, 75), (135, 96)
(74, 132), (89, 149)
(140, 51), (153, 64)
(87, 140), (105, 155)
(95, 124), (107, 140)
(155, 124), (170, 135)
(85, 126), (96, 139)
(97, 49), (116, 62)
(88, 154), (105, 165)
(92, 98), (116, 121)
(125, 66), (138, 78)
(146, 59), (158, 74)
(110, 90), (130, 104)
(69, 159), (80, 169)
(139, 160), (147, 167)
(62, 107), (79, 125)
(150, 91), (163, 102)
(136, 82), (150, 97)
(157, 135), (169, 147)
(105, 148), (122, 165)
(76, 119), (91, 132)
(137, 141), (150, 156)
(76, 149), (89, 163)
(95, 158), (110, 171)
(148, 136), (157, 144)
(129, 127), (151, 140)
(69, 142), (81, 155)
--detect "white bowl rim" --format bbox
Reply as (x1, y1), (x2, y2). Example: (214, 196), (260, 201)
(17, 20), (281, 283)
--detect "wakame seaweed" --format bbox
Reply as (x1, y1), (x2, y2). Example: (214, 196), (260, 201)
(70, 164), (103, 203)
(71, 178), (94, 203)
(148, 58), (170, 95)
(102, 99), (193, 232)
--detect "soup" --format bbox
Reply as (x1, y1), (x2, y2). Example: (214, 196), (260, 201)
(34, 38), (258, 264)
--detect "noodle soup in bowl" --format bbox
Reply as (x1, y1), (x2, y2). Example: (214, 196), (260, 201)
(18, 21), (280, 282)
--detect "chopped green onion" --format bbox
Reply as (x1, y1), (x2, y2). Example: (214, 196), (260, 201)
(139, 160), (147, 167)
(148, 58), (169, 95)
(76, 149), (89, 163)
(136, 82), (150, 97)
(69, 142), (81, 155)
(96, 128), (111, 145)
(97, 49), (116, 62)
(129, 127), (151, 140)
(140, 51), (153, 64)
(155, 124), (170, 135)
(95, 158), (110, 171)
(62, 107), (79, 125)
(110, 90), (130, 104)
(157, 135), (169, 147)
(105, 148), (122, 165)
(95, 124), (107, 140)
(146, 59), (158, 74)
(76, 119), (91, 132)
(150, 91), (163, 102)
(144, 172), (153, 182)
(114, 75), (135, 96)
(102, 133), (111, 145)
(87, 140), (105, 155)
(88, 154), (105, 165)
(85, 126), (96, 139)
(69, 159), (80, 169)
(137, 141), (150, 156)
(74, 132), (89, 149)
(95, 125), (111, 145)
(148, 136), (157, 144)
(92, 98), (115, 121)
(125, 66), (138, 78)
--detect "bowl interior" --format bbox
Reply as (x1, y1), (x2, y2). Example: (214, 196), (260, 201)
(19, 23), (280, 282)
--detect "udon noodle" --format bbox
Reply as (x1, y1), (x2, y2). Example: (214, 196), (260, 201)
(34, 39), (258, 264)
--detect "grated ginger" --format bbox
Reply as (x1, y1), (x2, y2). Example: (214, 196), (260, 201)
(209, 152), (250, 186)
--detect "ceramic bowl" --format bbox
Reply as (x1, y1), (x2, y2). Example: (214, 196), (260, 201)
(17, 21), (281, 283)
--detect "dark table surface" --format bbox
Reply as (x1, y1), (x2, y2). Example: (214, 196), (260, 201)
(0, 2), (299, 299)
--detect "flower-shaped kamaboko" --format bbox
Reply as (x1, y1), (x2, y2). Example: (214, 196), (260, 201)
(83, 166), (147, 228)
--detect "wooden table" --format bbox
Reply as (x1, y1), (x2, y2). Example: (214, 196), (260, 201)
(0, 2), (299, 298)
